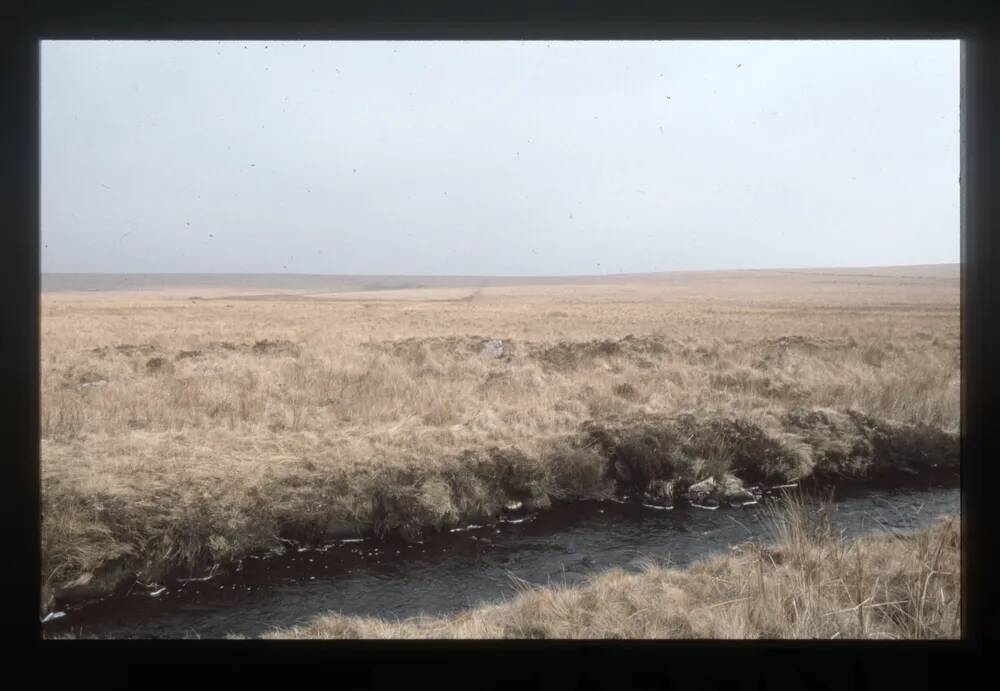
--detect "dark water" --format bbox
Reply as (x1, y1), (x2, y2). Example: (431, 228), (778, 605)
(44, 486), (959, 639)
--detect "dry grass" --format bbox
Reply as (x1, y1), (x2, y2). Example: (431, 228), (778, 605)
(264, 496), (961, 640)
(40, 266), (960, 608)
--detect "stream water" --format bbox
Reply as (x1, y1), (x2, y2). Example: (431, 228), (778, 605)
(43, 484), (959, 639)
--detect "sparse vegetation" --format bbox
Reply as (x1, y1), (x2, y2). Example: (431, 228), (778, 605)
(40, 267), (960, 611)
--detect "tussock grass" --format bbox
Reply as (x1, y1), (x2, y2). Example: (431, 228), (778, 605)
(40, 267), (960, 608)
(265, 497), (961, 639)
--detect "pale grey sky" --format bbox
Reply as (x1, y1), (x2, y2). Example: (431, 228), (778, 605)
(40, 40), (959, 276)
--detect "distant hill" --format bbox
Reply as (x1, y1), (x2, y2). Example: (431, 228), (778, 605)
(40, 264), (959, 294)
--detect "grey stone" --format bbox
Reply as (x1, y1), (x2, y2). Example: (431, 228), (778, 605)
(719, 474), (757, 504)
(686, 477), (718, 504)
(686, 474), (757, 506)
(481, 339), (506, 358)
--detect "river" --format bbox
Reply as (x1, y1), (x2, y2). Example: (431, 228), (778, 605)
(43, 484), (959, 639)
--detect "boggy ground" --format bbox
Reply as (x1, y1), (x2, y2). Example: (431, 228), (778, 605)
(262, 498), (961, 639)
(40, 266), (960, 611)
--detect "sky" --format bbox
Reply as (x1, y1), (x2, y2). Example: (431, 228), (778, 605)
(40, 40), (960, 276)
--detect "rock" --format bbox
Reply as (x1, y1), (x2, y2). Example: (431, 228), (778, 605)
(686, 474), (757, 507)
(719, 474), (757, 505)
(686, 477), (718, 504)
(481, 339), (506, 358)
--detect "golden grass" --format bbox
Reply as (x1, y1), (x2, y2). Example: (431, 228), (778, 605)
(40, 266), (960, 608)
(264, 497), (961, 640)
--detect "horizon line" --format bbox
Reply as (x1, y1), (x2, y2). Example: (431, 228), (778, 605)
(40, 262), (960, 279)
